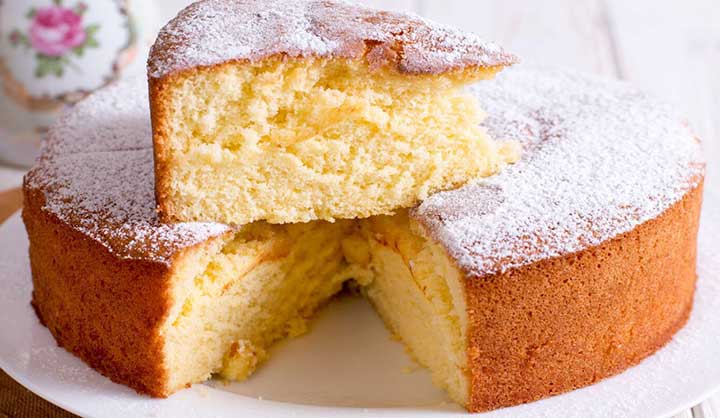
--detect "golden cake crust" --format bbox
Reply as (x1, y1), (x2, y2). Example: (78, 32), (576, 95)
(463, 181), (702, 412)
(22, 80), (234, 396)
(406, 69), (705, 410)
(24, 186), (174, 397)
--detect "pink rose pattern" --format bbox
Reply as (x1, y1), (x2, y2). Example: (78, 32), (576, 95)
(9, 1), (100, 78)
(30, 6), (87, 56)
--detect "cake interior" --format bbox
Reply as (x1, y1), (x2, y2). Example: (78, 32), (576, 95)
(162, 220), (355, 392)
(359, 212), (470, 406)
(156, 57), (518, 224)
(160, 214), (469, 405)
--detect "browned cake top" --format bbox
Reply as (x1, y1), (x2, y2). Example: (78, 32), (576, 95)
(411, 69), (705, 278)
(147, 0), (516, 79)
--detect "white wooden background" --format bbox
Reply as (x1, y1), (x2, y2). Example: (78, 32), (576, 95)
(0, 0), (718, 416)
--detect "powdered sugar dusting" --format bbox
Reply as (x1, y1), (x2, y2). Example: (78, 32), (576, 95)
(25, 79), (231, 265)
(42, 79), (152, 156)
(412, 68), (705, 277)
(147, 0), (515, 79)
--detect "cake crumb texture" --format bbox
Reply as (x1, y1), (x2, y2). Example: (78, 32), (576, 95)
(149, 0), (519, 224)
(152, 57), (518, 224)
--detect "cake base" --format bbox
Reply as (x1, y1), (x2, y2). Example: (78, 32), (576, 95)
(25, 181), (703, 410)
(361, 181), (702, 411)
(461, 181), (703, 411)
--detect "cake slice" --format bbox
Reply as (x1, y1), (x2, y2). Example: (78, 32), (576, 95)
(148, 0), (518, 224)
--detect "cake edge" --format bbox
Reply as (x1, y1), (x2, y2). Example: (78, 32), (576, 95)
(22, 181), (233, 397)
(458, 180), (703, 412)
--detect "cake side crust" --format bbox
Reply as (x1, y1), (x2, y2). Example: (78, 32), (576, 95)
(149, 74), (175, 224)
(463, 181), (703, 412)
(22, 182), (227, 397)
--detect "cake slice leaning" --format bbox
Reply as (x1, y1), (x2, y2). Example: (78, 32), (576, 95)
(148, 0), (519, 224)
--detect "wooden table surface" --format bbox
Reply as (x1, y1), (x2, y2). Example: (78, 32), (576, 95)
(0, 188), (21, 225)
(1, 0), (718, 417)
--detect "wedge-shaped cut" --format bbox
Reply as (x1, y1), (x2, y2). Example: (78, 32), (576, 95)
(148, 0), (518, 224)
(162, 220), (358, 392)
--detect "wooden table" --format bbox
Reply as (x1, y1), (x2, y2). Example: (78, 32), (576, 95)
(1, 0), (718, 416)
(0, 188), (20, 224)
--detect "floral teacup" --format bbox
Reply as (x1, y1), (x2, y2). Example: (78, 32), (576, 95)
(0, 0), (138, 166)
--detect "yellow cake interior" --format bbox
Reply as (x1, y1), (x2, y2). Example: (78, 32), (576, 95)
(157, 57), (518, 224)
(358, 212), (469, 405)
(161, 220), (356, 392)
(159, 214), (469, 405)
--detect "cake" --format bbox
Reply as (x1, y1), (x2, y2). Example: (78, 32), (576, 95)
(23, 69), (704, 412)
(148, 0), (519, 224)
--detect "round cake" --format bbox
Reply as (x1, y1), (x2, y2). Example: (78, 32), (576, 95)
(22, 68), (704, 412)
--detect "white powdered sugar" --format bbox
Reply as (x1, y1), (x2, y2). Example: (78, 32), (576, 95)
(412, 68), (705, 277)
(42, 78), (152, 156)
(147, 0), (514, 79)
(25, 69), (703, 272)
(25, 79), (231, 265)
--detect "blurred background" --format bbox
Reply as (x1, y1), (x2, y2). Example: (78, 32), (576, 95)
(0, 0), (718, 416)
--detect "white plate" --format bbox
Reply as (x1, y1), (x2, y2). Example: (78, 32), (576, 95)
(1, 184), (720, 418)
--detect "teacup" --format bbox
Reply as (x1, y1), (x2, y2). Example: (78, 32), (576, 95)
(0, 0), (141, 166)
